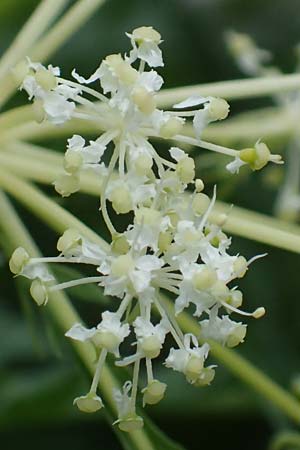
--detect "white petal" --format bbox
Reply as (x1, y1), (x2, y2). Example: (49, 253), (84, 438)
(173, 96), (208, 109)
(65, 323), (96, 341)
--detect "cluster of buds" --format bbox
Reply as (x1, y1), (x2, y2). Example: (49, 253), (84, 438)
(10, 26), (277, 432)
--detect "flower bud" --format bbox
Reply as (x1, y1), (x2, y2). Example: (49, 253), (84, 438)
(134, 154), (153, 175)
(64, 149), (83, 174)
(233, 256), (248, 278)
(112, 234), (130, 255)
(142, 380), (167, 405)
(185, 356), (204, 382)
(92, 331), (121, 353)
(9, 247), (30, 274)
(226, 325), (247, 348)
(54, 173), (80, 197)
(207, 97), (229, 121)
(132, 86), (156, 114)
(176, 156), (195, 184)
(32, 99), (45, 123)
(109, 185), (132, 214)
(30, 279), (48, 306)
(211, 280), (229, 298)
(74, 393), (103, 413)
(118, 414), (144, 433)
(132, 26), (161, 44)
(192, 193), (210, 215)
(160, 117), (183, 138)
(57, 229), (81, 253)
(158, 231), (173, 253)
(35, 69), (57, 91)
(192, 268), (217, 290)
(240, 142), (271, 171)
(141, 335), (162, 359)
(194, 367), (215, 387)
(116, 61), (139, 85)
(111, 253), (135, 277)
(227, 290), (243, 309)
(135, 207), (161, 225)
(195, 178), (204, 192)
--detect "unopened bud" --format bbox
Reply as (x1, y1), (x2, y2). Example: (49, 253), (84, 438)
(226, 325), (247, 348)
(160, 117), (183, 138)
(30, 279), (48, 306)
(141, 335), (162, 359)
(74, 393), (103, 413)
(11, 60), (30, 86)
(193, 268), (217, 290)
(54, 173), (80, 197)
(132, 86), (156, 114)
(192, 193), (210, 215)
(35, 69), (57, 90)
(142, 380), (167, 405)
(64, 150), (83, 174)
(132, 26), (161, 44)
(207, 97), (229, 121)
(176, 157), (195, 184)
(9, 247), (30, 274)
(233, 256), (248, 278)
(109, 185), (132, 214)
(111, 253), (135, 277)
(118, 414), (144, 433)
(57, 229), (81, 253)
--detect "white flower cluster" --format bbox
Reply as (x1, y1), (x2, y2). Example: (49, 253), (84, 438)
(11, 27), (269, 432)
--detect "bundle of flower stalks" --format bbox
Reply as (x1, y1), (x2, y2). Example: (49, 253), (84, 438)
(9, 26), (282, 432)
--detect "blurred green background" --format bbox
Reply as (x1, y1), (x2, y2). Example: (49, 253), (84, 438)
(1, 1), (300, 449)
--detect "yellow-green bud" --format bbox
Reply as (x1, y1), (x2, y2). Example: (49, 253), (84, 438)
(57, 229), (81, 253)
(192, 193), (210, 215)
(118, 414), (144, 433)
(134, 154), (153, 175)
(54, 173), (80, 197)
(135, 207), (161, 225)
(226, 325), (247, 348)
(141, 335), (161, 359)
(207, 97), (230, 121)
(194, 367), (215, 387)
(176, 157), (195, 184)
(112, 234), (130, 255)
(109, 186), (132, 214)
(195, 178), (204, 192)
(233, 256), (248, 278)
(185, 356), (204, 382)
(74, 393), (103, 413)
(227, 290), (243, 309)
(132, 86), (156, 114)
(92, 331), (120, 353)
(240, 143), (271, 171)
(30, 279), (48, 306)
(158, 231), (173, 253)
(132, 26), (161, 44)
(35, 69), (57, 90)
(159, 117), (183, 138)
(211, 280), (229, 298)
(192, 268), (217, 290)
(111, 253), (135, 277)
(142, 380), (167, 405)
(64, 150), (83, 174)
(9, 247), (30, 274)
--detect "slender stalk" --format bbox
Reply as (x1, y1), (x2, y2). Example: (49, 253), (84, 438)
(0, 0), (68, 80)
(0, 190), (155, 450)
(269, 431), (300, 450)
(2, 155), (300, 255)
(156, 73), (300, 107)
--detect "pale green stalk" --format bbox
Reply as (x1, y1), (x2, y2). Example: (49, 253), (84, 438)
(269, 431), (300, 450)
(2, 148), (300, 255)
(0, 0), (68, 80)
(0, 0), (107, 107)
(156, 73), (300, 107)
(0, 190), (155, 450)
(0, 169), (300, 425)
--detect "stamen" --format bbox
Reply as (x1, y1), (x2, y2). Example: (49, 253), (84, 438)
(221, 301), (265, 319)
(146, 358), (154, 383)
(173, 134), (239, 157)
(49, 276), (102, 292)
(129, 358), (141, 413)
(89, 348), (108, 394)
(57, 77), (108, 103)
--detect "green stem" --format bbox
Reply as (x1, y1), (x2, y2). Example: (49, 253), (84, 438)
(156, 73), (300, 107)
(2, 152), (300, 255)
(0, 190), (155, 450)
(0, 170), (300, 426)
(0, 0), (68, 80)
(269, 431), (300, 450)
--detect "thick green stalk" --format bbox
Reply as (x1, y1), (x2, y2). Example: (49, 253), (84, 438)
(0, 190), (155, 450)
(0, 169), (300, 425)
(2, 151), (300, 255)
(0, 0), (68, 80)
(269, 431), (300, 450)
(156, 73), (300, 107)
